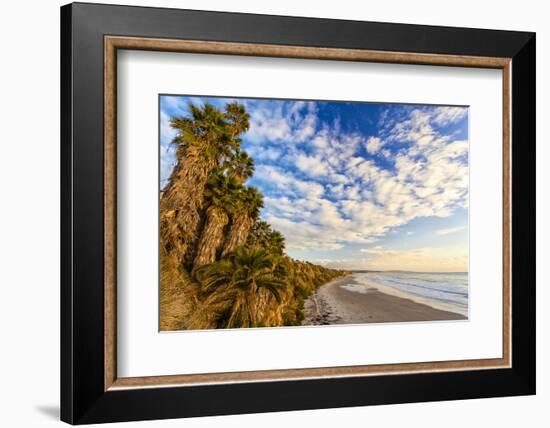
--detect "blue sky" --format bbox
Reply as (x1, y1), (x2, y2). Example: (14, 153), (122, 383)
(160, 95), (469, 272)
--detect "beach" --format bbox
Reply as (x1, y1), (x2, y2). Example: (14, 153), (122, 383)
(302, 274), (467, 325)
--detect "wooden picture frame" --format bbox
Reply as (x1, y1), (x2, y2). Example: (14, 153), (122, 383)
(61, 2), (535, 424)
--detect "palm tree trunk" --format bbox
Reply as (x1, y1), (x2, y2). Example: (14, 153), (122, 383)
(192, 205), (229, 271)
(160, 147), (216, 267)
(159, 248), (197, 331)
(222, 214), (254, 256)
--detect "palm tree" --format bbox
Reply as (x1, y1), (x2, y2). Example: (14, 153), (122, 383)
(267, 230), (286, 255)
(192, 172), (241, 271)
(226, 149), (254, 184)
(195, 247), (285, 328)
(221, 186), (263, 256)
(224, 101), (251, 138)
(157, 100), (352, 330)
(160, 102), (245, 267)
(247, 220), (271, 243)
(247, 221), (285, 255)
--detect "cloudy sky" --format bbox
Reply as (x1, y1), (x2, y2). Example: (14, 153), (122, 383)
(160, 95), (469, 272)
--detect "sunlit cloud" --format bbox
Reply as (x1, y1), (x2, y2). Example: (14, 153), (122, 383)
(318, 246), (468, 272)
(159, 96), (469, 270)
(435, 226), (467, 236)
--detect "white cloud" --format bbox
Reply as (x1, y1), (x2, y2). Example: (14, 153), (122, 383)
(246, 100), (318, 144)
(294, 153), (329, 177)
(365, 136), (383, 154)
(388, 109), (434, 144)
(247, 145), (281, 161)
(435, 226), (466, 236)
(248, 114), (291, 142)
(432, 106), (468, 126)
(256, 104), (470, 252)
(380, 149), (392, 159)
(266, 215), (346, 251)
(255, 165), (324, 199)
(161, 99), (469, 257)
(311, 133), (329, 149)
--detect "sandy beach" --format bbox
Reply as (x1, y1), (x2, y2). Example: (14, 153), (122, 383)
(302, 274), (466, 325)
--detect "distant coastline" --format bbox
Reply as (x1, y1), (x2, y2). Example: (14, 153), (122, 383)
(303, 272), (467, 326)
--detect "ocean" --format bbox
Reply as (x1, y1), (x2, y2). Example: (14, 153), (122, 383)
(341, 271), (469, 317)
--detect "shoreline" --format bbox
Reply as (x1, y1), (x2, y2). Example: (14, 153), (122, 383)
(302, 275), (466, 326)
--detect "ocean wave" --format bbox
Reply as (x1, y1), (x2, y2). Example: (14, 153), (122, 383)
(348, 272), (469, 317)
(373, 276), (468, 298)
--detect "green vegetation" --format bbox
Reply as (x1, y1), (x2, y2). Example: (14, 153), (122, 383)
(160, 102), (348, 330)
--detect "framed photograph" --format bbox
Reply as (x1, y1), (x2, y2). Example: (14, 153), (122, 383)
(61, 2), (535, 424)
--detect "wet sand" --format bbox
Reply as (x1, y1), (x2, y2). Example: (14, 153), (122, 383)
(302, 275), (466, 325)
